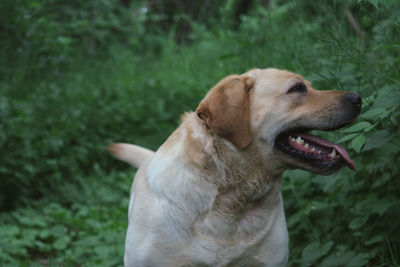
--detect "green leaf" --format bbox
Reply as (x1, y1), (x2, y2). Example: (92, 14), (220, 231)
(53, 236), (71, 250)
(371, 85), (399, 109)
(365, 235), (382, 245)
(50, 225), (68, 237)
(367, 0), (379, 8)
(363, 122), (377, 132)
(286, 212), (302, 228)
(369, 198), (398, 216)
(372, 173), (391, 188)
(94, 245), (110, 257)
(349, 215), (369, 229)
(302, 241), (334, 263)
(351, 134), (366, 153)
(342, 122), (372, 133)
(336, 133), (358, 144)
(39, 229), (51, 239)
(361, 108), (386, 120)
(362, 130), (391, 152)
(354, 194), (395, 216)
(347, 253), (370, 266)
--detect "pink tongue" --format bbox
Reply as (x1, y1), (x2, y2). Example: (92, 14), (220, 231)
(298, 133), (356, 171)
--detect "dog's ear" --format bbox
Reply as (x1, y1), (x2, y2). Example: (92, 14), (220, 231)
(196, 75), (254, 149)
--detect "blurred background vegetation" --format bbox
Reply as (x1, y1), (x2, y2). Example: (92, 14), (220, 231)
(0, 0), (399, 265)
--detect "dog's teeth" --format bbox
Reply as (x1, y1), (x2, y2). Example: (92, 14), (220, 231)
(311, 147), (315, 152)
(305, 143), (309, 148)
(296, 136), (302, 144)
(329, 149), (336, 158)
(317, 150), (321, 154)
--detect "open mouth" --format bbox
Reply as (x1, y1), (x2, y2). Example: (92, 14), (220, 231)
(275, 131), (356, 171)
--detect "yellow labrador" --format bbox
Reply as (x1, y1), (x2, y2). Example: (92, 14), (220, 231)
(108, 68), (361, 266)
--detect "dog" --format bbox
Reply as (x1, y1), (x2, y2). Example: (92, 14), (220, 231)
(108, 68), (361, 266)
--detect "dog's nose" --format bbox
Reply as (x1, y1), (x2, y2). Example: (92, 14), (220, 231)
(345, 93), (362, 107)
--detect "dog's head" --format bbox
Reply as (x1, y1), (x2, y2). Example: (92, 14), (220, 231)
(196, 68), (362, 175)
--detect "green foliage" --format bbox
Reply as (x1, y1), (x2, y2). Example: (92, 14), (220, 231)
(0, 171), (129, 266)
(0, 0), (148, 69)
(0, 0), (399, 265)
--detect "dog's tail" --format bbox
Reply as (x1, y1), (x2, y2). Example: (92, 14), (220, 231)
(107, 143), (155, 169)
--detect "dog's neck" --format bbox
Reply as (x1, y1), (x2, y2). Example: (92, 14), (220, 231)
(181, 113), (286, 238)
(211, 137), (273, 196)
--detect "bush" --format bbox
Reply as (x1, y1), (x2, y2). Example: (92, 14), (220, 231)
(0, 171), (129, 266)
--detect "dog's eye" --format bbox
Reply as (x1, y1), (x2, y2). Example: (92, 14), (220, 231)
(288, 83), (307, 94)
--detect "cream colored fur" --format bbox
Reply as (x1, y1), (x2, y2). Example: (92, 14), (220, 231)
(109, 68), (358, 266)
(108, 143), (154, 168)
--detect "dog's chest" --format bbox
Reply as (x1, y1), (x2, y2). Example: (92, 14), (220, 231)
(181, 194), (288, 266)
(182, 236), (264, 265)
(181, 226), (288, 267)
